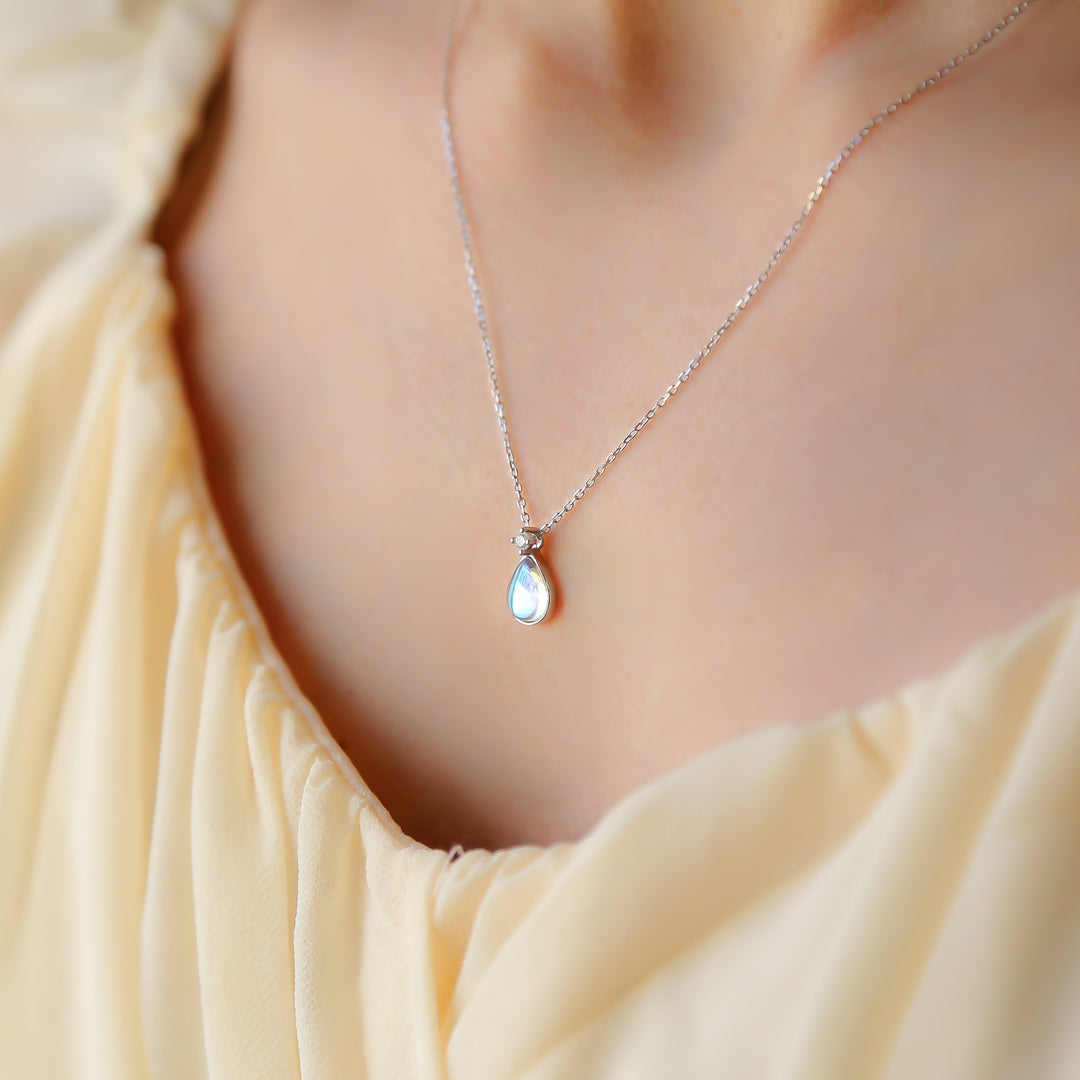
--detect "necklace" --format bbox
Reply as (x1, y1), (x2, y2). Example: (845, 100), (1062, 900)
(439, 0), (1037, 627)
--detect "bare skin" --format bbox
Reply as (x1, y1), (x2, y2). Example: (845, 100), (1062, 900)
(155, 0), (1080, 852)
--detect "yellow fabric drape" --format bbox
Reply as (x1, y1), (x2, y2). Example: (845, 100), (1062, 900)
(1, 3), (1079, 1077)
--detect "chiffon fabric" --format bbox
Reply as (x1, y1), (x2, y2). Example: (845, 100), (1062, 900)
(2, 2), (1080, 1077)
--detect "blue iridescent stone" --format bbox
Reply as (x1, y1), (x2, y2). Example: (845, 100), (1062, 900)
(507, 554), (554, 625)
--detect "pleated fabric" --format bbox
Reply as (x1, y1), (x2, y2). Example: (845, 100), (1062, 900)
(1, 2), (1079, 1078)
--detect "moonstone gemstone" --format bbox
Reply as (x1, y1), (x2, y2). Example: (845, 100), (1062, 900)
(507, 554), (553, 625)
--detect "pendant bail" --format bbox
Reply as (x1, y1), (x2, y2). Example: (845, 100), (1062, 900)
(511, 527), (543, 555)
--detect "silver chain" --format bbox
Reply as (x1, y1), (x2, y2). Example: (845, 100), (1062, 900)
(439, 0), (1036, 536)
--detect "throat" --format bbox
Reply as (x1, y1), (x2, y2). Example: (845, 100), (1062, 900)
(478, 0), (965, 119)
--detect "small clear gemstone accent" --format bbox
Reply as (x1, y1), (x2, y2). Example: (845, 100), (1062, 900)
(512, 528), (542, 554)
(507, 554), (553, 625)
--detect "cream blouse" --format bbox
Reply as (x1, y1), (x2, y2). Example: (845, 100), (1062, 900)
(1, 2), (1079, 1077)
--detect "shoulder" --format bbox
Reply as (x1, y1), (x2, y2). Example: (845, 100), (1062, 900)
(0, 0), (239, 346)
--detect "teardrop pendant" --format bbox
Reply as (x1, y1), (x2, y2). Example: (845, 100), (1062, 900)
(507, 529), (555, 625)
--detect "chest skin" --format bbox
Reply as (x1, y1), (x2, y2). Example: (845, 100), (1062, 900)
(155, 0), (1080, 851)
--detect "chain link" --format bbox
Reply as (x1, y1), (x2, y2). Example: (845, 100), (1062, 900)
(439, 0), (1036, 536)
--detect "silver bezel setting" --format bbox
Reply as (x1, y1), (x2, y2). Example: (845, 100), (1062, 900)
(507, 553), (555, 625)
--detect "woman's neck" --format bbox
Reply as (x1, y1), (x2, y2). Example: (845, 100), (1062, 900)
(458, 0), (1003, 147)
